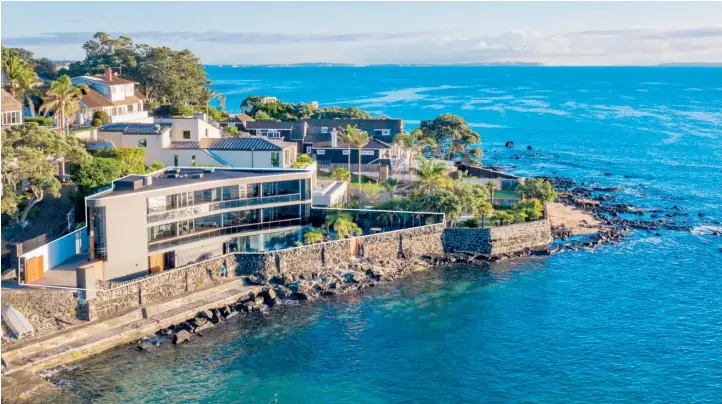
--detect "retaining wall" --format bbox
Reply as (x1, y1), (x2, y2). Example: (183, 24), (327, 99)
(86, 224), (445, 320)
(442, 219), (552, 255)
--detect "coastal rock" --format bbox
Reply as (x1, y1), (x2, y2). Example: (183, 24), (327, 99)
(505, 141), (515, 148)
(137, 340), (153, 351)
(173, 330), (191, 345)
(527, 145), (533, 150)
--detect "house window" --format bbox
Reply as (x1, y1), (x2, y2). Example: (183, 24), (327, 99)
(321, 127), (328, 134)
(127, 104), (134, 113)
(138, 138), (147, 148)
(342, 149), (350, 155)
(374, 129), (391, 137)
(205, 129), (209, 137)
(316, 150), (325, 155)
(2, 111), (21, 125)
(183, 130), (191, 140)
(361, 150), (375, 156)
(306, 146), (312, 154)
(271, 152), (280, 168)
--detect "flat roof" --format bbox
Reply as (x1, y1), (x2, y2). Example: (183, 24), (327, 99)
(88, 167), (310, 199)
(98, 123), (171, 135)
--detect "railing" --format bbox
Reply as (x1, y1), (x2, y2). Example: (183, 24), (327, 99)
(147, 194), (303, 223)
(147, 218), (304, 252)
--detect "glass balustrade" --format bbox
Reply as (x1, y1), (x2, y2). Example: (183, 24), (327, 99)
(146, 194), (303, 223)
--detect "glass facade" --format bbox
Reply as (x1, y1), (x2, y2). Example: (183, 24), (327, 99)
(91, 206), (107, 260)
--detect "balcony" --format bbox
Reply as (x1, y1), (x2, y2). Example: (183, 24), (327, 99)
(147, 194), (304, 223)
(109, 110), (150, 123)
(147, 217), (303, 252)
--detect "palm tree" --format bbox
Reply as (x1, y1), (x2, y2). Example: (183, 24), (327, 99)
(486, 180), (497, 205)
(39, 75), (86, 133)
(393, 128), (437, 179)
(4, 52), (39, 116)
(324, 212), (361, 239)
(351, 129), (370, 187)
(337, 125), (357, 181)
(414, 156), (452, 192)
(198, 87), (215, 116)
(217, 94), (226, 113)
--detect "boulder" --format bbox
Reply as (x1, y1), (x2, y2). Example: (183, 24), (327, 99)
(137, 340), (153, 351)
(225, 311), (239, 320)
(264, 287), (277, 301)
(173, 330), (191, 344)
(194, 320), (214, 332)
(505, 141), (515, 148)
(527, 145), (533, 150)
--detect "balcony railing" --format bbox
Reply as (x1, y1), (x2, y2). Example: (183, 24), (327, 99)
(147, 193), (303, 223)
(147, 217), (303, 252)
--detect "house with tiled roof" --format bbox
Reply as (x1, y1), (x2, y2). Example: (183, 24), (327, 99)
(72, 68), (151, 126)
(93, 117), (297, 169)
(1, 89), (23, 127)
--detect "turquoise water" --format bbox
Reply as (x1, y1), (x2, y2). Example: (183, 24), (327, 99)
(53, 67), (722, 402)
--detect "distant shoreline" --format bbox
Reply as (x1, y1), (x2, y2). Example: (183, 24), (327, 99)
(204, 63), (721, 68)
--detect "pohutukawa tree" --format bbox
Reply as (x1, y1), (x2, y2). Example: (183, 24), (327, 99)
(419, 113), (483, 165)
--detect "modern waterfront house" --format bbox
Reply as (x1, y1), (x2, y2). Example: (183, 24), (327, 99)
(85, 167), (314, 280)
(1, 89), (23, 127)
(93, 118), (298, 168)
(72, 68), (151, 126)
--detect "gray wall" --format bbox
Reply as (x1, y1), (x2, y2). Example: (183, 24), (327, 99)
(442, 219), (552, 255)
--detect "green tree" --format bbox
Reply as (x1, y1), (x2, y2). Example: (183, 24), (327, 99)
(414, 156), (452, 192)
(147, 160), (165, 172)
(223, 125), (242, 137)
(393, 128), (437, 178)
(135, 46), (209, 104)
(2, 124), (90, 223)
(253, 110), (275, 121)
(2, 47), (39, 116)
(492, 211), (514, 226)
(32, 57), (58, 79)
(217, 94), (226, 113)
(323, 212), (362, 239)
(486, 180), (497, 204)
(71, 157), (123, 195)
(419, 113), (482, 164)
(418, 188), (463, 225)
(518, 198), (544, 221)
(39, 75), (86, 133)
(337, 125), (357, 182)
(303, 227), (325, 244)
(477, 200), (494, 227)
(382, 178), (400, 193)
(517, 178), (558, 202)
(95, 148), (147, 175)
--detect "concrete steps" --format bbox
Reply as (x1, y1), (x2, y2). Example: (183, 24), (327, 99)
(2, 280), (258, 375)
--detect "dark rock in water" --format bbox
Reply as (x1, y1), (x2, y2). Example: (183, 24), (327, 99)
(513, 154), (520, 160)
(698, 212), (705, 216)
(624, 175), (632, 178)
(245, 275), (262, 285)
(173, 330), (191, 345)
(505, 141), (515, 148)
(137, 340), (153, 351)
(527, 145), (533, 150)
(604, 172), (612, 176)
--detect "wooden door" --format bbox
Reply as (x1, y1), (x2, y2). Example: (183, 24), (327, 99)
(25, 256), (43, 283)
(349, 238), (360, 257)
(149, 253), (164, 274)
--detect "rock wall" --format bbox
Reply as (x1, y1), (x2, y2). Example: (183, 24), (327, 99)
(1, 288), (85, 346)
(90, 255), (240, 320)
(86, 225), (445, 320)
(442, 219), (552, 255)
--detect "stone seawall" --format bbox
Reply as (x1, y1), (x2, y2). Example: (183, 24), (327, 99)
(1, 288), (84, 347)
(442, 219), (553, 255)
(87, 225), (445, 320)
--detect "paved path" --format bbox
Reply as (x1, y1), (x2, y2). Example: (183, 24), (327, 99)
(2, 279), (259, 376)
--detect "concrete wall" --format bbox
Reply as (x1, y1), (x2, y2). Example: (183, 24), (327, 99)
(442, 219), (552, 255)
(20, 227), (88, 275)
(1, 288), (82, 341)
(100, 194), (149, 280)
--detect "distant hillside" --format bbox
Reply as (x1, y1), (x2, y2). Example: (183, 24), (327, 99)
(657, 62), (722, 67)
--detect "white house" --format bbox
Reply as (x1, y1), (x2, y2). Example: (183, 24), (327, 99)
(93, 116), (298, 169)
(72, 68), (151, 126)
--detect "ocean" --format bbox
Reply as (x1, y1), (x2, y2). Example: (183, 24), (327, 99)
(49, 66), (722, 402)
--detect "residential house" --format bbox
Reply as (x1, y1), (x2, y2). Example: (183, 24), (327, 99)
(1, 89), (23, 127)
(94, 117), (297, 168)
(72, 68), (150, 126)
(85, 167), (313, 280)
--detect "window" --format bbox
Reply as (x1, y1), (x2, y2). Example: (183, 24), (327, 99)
(183, 130), (191, 140)
(148, 222), (177, 243)
(262, 180), (299, 197)
(271, 152), (280, 168)
(374, 129), (391, 137)
(316, 149), (325, 155)
(362, 150), (375, 156)
(205, 129), (209, 137)
(92, 207), (107, 260)
(127, 104), (134, 113)
(321, 127), (328, 133)
(247, 184), (260, 198)
(342, 149), (350, 155)
(222, 185), (240, 201)
(223, 210), (259, 227)
(138, 138), (147, 148)
(174, 154), (179, 166)
(306, 146), (312, 154)
(194, 187), (222, 204)
(194, 214), (223, 230)
(2, 111), (21, 125)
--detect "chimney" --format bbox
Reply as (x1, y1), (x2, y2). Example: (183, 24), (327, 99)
(331, 128), (337, 148)
(104, 68), (113, 82)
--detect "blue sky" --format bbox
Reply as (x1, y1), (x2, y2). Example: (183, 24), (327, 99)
(3, 1), (722, 65)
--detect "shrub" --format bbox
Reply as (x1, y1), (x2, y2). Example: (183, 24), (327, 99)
(172, 103), (195, 117)
(223, 125), (242, 137)
(449, 170), (463, 180)
(292, 154), (314, 168)
(303, 227), (325, 244)
(92, 110), (110, 125)
(24, 116), (54, 126)
(464, 217), (479, 228)
(332, 167), (351, 182)
(91, 118), (103, 128)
